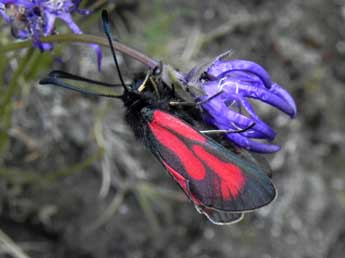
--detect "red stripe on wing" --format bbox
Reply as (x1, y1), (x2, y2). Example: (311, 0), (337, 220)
(149, 123), (206, 180)
(152, 110), (206, 142)
(192, 145), (245, 199)
(162, 160), (202, 206)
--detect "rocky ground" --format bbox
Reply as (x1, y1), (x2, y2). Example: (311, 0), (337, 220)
(1, 0), (345, 257)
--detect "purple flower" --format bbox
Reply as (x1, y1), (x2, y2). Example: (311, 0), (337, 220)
(0, 0), (102, 69)
(186, 52), (297, 153)
(0, 3), (10, 23)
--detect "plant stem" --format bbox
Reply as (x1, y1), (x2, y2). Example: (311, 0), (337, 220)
(0, 34), (160, 69)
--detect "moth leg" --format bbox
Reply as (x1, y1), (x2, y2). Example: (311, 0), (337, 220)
(137, 66), (161, 98)
(137, 72), (152, 92)
(169, 101), (198, 107)
(169, 90), (224, 107)
(200, 123), (256, 135)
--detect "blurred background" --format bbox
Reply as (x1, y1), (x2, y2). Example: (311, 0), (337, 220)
(0, 0), (345, 257)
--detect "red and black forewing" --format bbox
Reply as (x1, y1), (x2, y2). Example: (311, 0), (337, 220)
(142, 108), (276, 213)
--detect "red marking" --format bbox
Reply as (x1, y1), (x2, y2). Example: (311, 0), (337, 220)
(162, 161), (202, 205)
(192, 145), (245, 199)
(152, 110), (206, 143)
(149, 123), (206, 180)
(162, 161), (187, 189)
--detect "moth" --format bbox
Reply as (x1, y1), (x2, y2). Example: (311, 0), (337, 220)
(39, 11), (276, 225)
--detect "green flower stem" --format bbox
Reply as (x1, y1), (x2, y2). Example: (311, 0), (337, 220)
(0, 48), (35, 158)
(0, 34), (160, 69)
(1, 48), (34, 111)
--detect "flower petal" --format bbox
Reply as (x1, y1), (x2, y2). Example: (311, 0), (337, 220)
(270, 83), (297, 118)
(235, 84), (296, 118)
(207, 59), (272, 89)
(0, 4), (11, 23)
(43, 11), (56, 36)
(225, 132), (281, 153)
(92, 44), (103, 71)
(208, 115), (281, 153)
(216, 78), (296, 118)
(202, 98), (276, 140)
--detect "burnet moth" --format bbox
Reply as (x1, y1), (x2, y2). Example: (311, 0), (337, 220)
(39, 11), (276, 225)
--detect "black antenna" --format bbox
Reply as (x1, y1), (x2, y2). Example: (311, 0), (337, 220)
(48, 70), (123, 87)
(101, 10), (128, 91)
(39, 77), (121, 98)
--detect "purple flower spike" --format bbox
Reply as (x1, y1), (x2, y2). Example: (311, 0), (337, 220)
(0, 0), (102, 69)
(186, 53), (297, 153)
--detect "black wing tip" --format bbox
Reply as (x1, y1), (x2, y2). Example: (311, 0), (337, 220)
(255, 180), (277, 208)
(243, 179), (278, 212)
(199, 179), (277, 213)
(244, 181), (277, 212)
